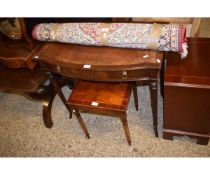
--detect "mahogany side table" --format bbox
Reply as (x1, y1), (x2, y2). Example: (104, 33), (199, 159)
(36, 43), (163, 137)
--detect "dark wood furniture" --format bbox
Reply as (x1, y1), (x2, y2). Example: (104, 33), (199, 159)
(163, 38), (210, 145)
(0, 19), (67, 128)
(0, 18), (126, 129)
(68, 80), (132, 145)
(0, 19), (36, 69)
(36, 42), (163, 137)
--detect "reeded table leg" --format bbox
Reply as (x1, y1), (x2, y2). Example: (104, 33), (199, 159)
(133, 82), (139, 111)
(150, 80), (158, 137)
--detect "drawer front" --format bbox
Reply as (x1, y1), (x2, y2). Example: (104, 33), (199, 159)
(40, 62), (157, 81)
(61, 67), (150, 81)
(164, 85), (210, 134)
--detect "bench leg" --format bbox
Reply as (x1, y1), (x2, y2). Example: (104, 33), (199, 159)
(120, 114), (131, 146)
(133, 82), (138, 111)
(75, 110), (90, 139)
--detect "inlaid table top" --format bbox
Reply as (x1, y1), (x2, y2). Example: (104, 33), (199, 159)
(68, 81), (132, 112)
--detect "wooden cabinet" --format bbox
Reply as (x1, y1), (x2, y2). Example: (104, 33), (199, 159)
(163, 38), (210, 145)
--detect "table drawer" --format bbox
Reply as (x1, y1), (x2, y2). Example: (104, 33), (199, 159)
(40, 62), (152, 81)
(64, 67), (153, 81)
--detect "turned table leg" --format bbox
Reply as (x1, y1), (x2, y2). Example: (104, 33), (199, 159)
(150, 80), (158, 137)
(133, 82), (139, 111)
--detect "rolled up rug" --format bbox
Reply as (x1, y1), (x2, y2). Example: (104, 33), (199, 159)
(32, 23), (187, 58)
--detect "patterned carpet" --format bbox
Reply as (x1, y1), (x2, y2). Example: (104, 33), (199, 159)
(0, 86), (209, 157)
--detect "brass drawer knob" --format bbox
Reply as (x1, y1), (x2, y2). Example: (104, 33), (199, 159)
(122, 71), (128, 79)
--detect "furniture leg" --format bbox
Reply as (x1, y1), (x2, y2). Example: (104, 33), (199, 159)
(56, 77), (74, 118)
(25, 82), (56, 128)
(47, 72), (73, 119)
(42, 93), (56, 128)
(75, 110), (90, 139)
(160, 54), (165, 98)
(150, 80), (158, 137)
(133, 82), (138, 111)
(163, 129), (209, 145)
(196, 137), (209, 145)
(69, 107), (73, 119)
(163, 131), (173, 141)
(120, 114), (131, 145)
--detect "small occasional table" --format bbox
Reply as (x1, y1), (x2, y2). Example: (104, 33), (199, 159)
(68, 80), (132, 145)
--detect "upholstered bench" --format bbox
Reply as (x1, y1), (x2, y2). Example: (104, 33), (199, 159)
(68, 80), (133, 145)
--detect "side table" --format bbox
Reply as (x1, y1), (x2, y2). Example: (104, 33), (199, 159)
(35, 43), (163, 137)
(68, 81), (133, 145)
